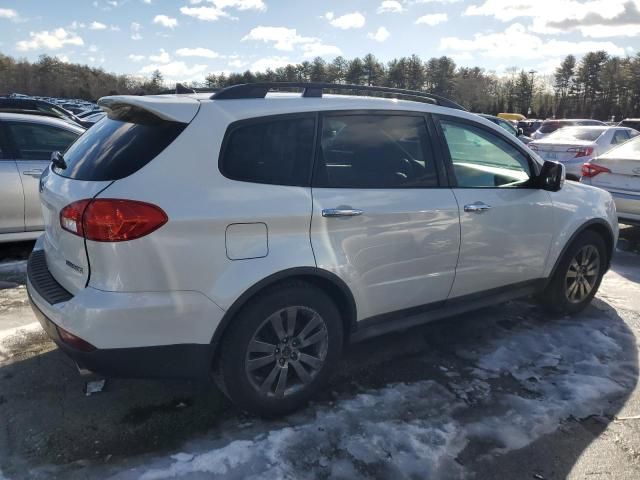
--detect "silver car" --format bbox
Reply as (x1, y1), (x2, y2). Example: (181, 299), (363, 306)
(581, 135), (640, 225)
(0, 113), (84, 243)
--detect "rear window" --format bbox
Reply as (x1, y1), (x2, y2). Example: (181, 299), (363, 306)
(539, 121), (561, 134)
(55, 112), (186, 181)
(220, 115), (316, 186)
(545, 127), (606, 142)
(603, 135), (640, 158)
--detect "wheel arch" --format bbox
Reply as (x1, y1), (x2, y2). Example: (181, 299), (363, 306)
(209, 267), (358, 359)
(547, 218), (615, 285)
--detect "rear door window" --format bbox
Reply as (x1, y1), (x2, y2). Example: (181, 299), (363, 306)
(314, 114), (438, 188)
(220, 114), (316, 186)
(5, 122), (79, 160)
(57, 112), (185, 181)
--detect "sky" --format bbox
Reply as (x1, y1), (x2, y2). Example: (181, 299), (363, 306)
(1, 0), (639, 83)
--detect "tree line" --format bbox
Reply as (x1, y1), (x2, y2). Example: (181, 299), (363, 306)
(2, 51), (639, 120)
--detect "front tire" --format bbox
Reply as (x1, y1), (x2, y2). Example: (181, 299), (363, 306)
(540, 230), (607, 314)
(216, 281), (343, 417)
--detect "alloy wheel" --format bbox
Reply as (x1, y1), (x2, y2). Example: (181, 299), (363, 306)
(565, 244), (600, 304)
(244, 306), (328, 398)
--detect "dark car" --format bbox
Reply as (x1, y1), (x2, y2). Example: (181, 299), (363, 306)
(618, 119), (640, 131)
(0, 98), (90, 128)
(518, 119), (542, 137)
(530, 119), (605, 140)
(479, 113), (532, 143)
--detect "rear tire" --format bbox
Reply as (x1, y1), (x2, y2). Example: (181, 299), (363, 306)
(215, 281), (343, 417)
(540, 230), (607, 314)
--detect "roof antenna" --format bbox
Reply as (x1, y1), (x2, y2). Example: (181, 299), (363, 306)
(176, 83), (196, 94)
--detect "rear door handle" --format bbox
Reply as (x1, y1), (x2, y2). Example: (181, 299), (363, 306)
(322, 208), (364, 218)
(463, 202), (492, 213)
(22, 169), (44, 177)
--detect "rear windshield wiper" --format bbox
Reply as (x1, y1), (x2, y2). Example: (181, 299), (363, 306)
(51, 151), (67, 170)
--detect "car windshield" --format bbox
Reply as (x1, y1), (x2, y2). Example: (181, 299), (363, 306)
(545, 127), (606, 142)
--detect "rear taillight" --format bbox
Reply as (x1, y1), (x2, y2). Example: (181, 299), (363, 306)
(60, 199), (168, 242)
(567, 146), (594, 158)
(581, 163), (611, 178)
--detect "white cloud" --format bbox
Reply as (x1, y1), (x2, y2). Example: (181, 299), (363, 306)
(302, 42), (342, 58)
(415, 13), (448, 26)
(153, 14), (178, 28)
(128, 54), (145, 62)
(131, 21), (142, 40)
(149, 48), (171, 63)
(16, 28), (84, 51)
(377, 1), (404, 14)
(242, 26), (316, 51)
(327, 11), (366, 29)
(0, 8), (18, 19)
(180, 0), (265, 21)
(176, 47), (221, 59)
(368, 26), (391, 42)
(89, 21), (107, 30)
(440, 22), (626, 59)
(250, 55), (290, 72)
(140, 61), (208, 81)
(228, 58), (249, 68)
(414, 0), (461, 3)
(56, 54), (70, 63)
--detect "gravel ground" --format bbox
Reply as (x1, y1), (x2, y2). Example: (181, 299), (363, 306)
(0, 228), (639, 479)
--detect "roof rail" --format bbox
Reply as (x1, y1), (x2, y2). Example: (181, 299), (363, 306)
(210, 82), (466, 111)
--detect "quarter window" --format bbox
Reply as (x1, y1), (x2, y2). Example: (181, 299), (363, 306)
(440, 119), (531, 188)
(5, 122), (79, 161)
(220, 115), (316, 186)
(314, 114), (438, 188)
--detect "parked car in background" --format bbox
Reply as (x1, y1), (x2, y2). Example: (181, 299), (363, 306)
(581, 135), (640, 225)
(0, 97), (91, 128)
(27, 82), (618, 416)
(530, 119), (606, 140)
(498, 112), (526, 122)
(618, 118), (640, 131)
(79, 111), (106, 124)
(479, 113), (532, 143)
(0, 112), (84, 242)
(529, 126), (638, 180)
(518, 119), (543, 137)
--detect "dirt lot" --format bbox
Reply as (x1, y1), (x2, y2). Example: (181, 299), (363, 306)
(0, 228), (639, 479)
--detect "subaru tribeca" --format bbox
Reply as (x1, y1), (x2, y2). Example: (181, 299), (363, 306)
(27, 83), (618, 416)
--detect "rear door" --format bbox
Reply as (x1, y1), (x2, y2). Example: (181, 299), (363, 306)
(310, 111), (460, 321)
(4, 120), (82, 231)
(0, 124), (24, 234)
(434, 115), (554, 298)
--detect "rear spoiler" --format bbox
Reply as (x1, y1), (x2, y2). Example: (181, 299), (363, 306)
(98, 95), (200, 124)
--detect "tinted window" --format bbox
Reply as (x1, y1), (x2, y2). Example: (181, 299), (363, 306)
(539, 121), (562, 134)
(440, 119), (531, 188)
(314, 114), (437, 188)
(5, 122), (79, 160)
(57, 114), (185, 181)
(603, 135), (640, 158)
(221, 115), (315, 186)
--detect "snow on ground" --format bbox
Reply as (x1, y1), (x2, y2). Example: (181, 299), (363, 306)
(15, 299), (634, 480)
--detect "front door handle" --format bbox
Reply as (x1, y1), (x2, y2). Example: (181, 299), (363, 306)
(463, 202), (492, 213)
(22, 169), (44, 177)
(322, 208), (364, 218)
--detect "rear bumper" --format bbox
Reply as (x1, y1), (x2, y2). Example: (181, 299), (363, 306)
(29, 296), (213, 379)
(26, 242), (224, 379)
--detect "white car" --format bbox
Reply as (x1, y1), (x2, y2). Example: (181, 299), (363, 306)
(529, 119), (605, 140)
(581, 135), (640, 225)
(528, 126), (639, 180)
(27, 83), (618, 416)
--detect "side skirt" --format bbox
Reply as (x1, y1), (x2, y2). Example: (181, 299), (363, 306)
(350, 279), (546, 343)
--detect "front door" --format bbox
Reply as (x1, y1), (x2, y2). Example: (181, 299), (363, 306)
(4, 120), (80, 231)
(310, 112), (460, 321)
(435, 116), (555, 298)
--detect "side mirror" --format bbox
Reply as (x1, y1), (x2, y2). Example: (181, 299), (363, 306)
(537, 160), (565, 192)
(517, 127), (524, 136)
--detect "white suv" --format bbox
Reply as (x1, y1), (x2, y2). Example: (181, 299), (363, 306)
(27, 83), (618, 416)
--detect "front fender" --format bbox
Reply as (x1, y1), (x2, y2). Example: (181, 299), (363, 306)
(543, 181), (618, 278)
